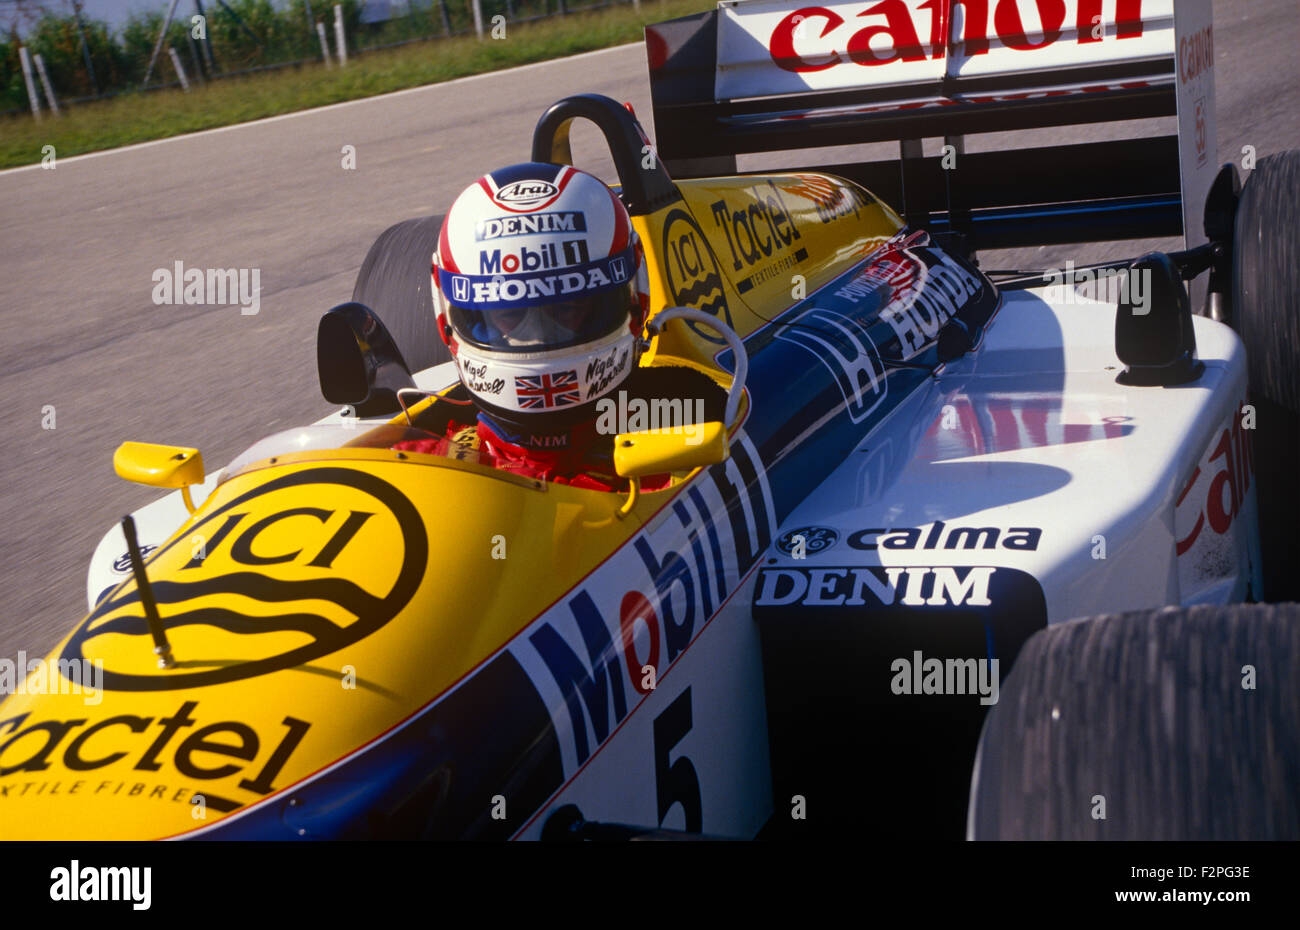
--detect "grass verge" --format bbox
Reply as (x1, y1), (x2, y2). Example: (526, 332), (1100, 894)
(0, 0), (710, 170)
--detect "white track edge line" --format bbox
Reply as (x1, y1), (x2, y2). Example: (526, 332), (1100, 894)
(0, 41), (641, 177)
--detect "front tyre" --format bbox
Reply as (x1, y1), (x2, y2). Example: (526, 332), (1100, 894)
(1232, 151), (1300, 601)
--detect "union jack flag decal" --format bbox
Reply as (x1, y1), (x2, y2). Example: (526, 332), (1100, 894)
(515, 370), (581, 409)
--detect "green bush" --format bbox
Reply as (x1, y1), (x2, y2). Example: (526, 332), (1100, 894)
(0, 0), (682, 115)
(1, 37), (27, 111)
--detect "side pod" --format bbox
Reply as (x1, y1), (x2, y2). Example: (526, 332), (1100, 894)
(317, 301), (418, 416)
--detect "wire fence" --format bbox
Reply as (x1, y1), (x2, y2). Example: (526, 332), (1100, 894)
(1, 0), (642, 117)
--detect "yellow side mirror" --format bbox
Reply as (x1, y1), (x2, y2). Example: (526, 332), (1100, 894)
(114, 442), (205, 513)
(614, 422), (728, 479)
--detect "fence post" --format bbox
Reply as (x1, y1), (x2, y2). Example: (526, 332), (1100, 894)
(18, 47), (41, 120)
(71, 2), (101, 96)
(186, 30), (206, 81)
(33, 53), (61, 115)
(142, 0), (183, 88)
(194, 0), (217, 73)
(333, 4), (348, 66)
(167, 47), (191, 90)
(317, 22), (333, 66)
(471, 0), (484, 39)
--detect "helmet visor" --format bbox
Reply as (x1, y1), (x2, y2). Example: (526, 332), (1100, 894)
(447, 278), (635, 352)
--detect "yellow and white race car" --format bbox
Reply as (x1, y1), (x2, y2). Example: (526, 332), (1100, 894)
(2, 0), (1297, 841)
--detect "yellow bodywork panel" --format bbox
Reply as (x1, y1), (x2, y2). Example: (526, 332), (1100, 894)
(632, 172), (903, 372)
(0, 451), (662, 840)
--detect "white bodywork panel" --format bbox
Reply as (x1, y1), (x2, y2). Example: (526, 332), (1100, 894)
(756, 287), (1259, 625)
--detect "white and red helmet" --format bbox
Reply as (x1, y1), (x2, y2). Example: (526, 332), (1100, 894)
(432, 163), (649, 434)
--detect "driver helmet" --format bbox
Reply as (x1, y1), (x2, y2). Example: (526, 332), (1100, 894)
(432, 162), (649, 436)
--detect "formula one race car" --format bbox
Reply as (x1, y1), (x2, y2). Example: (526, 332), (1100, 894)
(2, 0), (1297, 841)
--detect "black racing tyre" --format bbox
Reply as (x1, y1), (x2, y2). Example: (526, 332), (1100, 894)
(1234, 150), (1300, 413)
(967, 604), (1300, 840)
(352, 214), (452, 375)
(1232, 151), (1300, 601)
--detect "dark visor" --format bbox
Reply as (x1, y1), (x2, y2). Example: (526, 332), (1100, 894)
(448, 278), (635, 352)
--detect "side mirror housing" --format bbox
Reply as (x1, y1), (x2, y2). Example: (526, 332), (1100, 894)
(614, 422), (728, 478)
(115, 442), (206, 514)
(317, 301), (417, 417)
(1114, 252), (1204, 386)
(114, 442), (205, 489)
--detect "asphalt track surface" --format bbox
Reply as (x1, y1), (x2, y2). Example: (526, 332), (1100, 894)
(0, 0), (1296, 664)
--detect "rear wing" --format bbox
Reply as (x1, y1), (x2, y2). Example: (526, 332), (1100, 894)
(645, 0), (1218, 254)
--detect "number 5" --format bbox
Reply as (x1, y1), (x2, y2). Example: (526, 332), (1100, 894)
(653, 688), (702, 832)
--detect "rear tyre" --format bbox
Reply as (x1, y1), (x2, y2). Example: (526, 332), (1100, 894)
(968, 604), (1300, 840)
(1232, 150), (1300, 601)
(352, 215), (452, 375)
